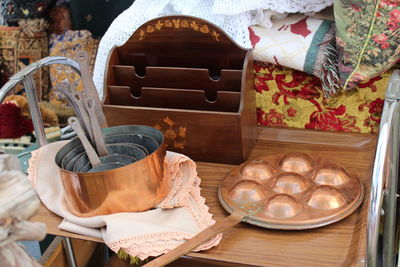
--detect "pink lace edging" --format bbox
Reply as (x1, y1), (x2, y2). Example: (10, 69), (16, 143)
(108, 231), (222, 260)
(27, 148), (41, 188)
(125, 234), (222, 260)
(158, 156), (188, 208)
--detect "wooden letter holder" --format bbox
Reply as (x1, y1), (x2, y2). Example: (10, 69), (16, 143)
(102, 16), (256, 164)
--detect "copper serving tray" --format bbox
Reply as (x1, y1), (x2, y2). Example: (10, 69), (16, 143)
(219, 152), (364, 230)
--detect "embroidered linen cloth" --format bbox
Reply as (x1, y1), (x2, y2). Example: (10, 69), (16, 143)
(28, 141), (221, 260)
(250, 14), (339, 96)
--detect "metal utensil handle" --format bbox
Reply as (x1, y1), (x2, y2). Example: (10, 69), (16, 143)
(367, 69), (400, 267)
(68, 117), (101, 167)
(75, 51), (108, 129)
(56, 82), (89, 137)
(144, 211), (244, 267)
(84, 98), (109, 157)
(72, 91), (94, 144)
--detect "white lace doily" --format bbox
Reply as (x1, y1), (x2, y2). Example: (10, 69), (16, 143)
(93, 0), (333, 98)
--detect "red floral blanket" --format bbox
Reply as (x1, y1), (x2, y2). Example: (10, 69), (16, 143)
(255, 62), (389, 133)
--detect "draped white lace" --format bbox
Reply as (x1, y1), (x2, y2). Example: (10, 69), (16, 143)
(93, 0), (333, 98)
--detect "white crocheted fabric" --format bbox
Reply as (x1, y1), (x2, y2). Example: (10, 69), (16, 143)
(93, 0), (332, 98)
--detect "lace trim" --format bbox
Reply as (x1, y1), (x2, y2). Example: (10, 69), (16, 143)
(27, 149), (41, 187)
(158, 156), (188, 209)
(126, 234), (221, 260)
(108, 231), (221, 260)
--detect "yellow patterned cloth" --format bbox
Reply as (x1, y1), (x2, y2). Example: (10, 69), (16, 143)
(48, 30), (99, 105)
(255, 62), (389, 133)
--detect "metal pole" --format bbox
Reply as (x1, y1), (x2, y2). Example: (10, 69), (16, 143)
(63, 237), (78, 267)
(383, 102), (399, 267)
(367, 70), (400, 266)
(23, 75), (47, 147)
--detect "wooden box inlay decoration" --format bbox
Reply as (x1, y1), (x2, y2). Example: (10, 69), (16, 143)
(102, 15), (256, 164)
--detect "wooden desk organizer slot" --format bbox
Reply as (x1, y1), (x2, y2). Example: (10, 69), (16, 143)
(102, 15), (256, 164)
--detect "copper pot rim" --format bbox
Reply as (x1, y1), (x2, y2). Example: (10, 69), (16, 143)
(56, 141), (166, 175)
(55, 125), (166, 175)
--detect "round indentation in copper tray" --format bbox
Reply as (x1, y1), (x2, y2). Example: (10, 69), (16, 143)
(278, 153), (314, 173)
(229, 180), (267, 203)
(262, 194), (302, 219)
(240, 160), (276, 181)
(306, 186), (347, 210)
(313, 164), (351, 186)
(272, 172), (311, 194)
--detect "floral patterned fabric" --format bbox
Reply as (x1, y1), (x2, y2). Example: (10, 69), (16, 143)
(255, 62), (390, 133)
(48, 30), (99, 105)
(0, 19), (49, 99)
(334, 0), (399, 90)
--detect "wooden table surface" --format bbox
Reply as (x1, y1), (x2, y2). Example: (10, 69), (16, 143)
(31, 127), (377, 266)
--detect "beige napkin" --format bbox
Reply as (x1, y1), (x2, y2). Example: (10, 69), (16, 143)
(28, 141), (221, 260)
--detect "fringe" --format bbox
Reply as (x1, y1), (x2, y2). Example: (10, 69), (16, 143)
(319, 40), (341, 98)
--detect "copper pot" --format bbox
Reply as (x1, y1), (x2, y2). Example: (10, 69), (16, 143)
(55, 125), (167, 217)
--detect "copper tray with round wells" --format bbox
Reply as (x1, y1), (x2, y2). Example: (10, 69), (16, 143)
(143, 151), (366, 267)
(218, 152), (364, 230)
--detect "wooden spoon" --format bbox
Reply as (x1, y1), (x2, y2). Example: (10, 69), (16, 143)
(143, 211), (245, 267)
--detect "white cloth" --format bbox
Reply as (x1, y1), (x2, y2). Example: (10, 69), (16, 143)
(252, 14), (325, 72)
(93, 0), (333, 99)
(28, 141), (221, 260)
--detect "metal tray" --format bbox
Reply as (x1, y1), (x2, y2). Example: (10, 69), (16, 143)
(219, 152), (364, 230)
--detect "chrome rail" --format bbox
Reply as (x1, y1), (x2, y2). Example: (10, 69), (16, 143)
(0, 56), (81, 267)
(0, 56), (80, 146)
(367, 69), (400, 267)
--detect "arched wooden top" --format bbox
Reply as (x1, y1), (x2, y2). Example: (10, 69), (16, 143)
(130, 15), (245, 48)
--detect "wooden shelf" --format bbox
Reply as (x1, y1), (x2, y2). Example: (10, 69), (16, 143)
(31, 127), (377, 266)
